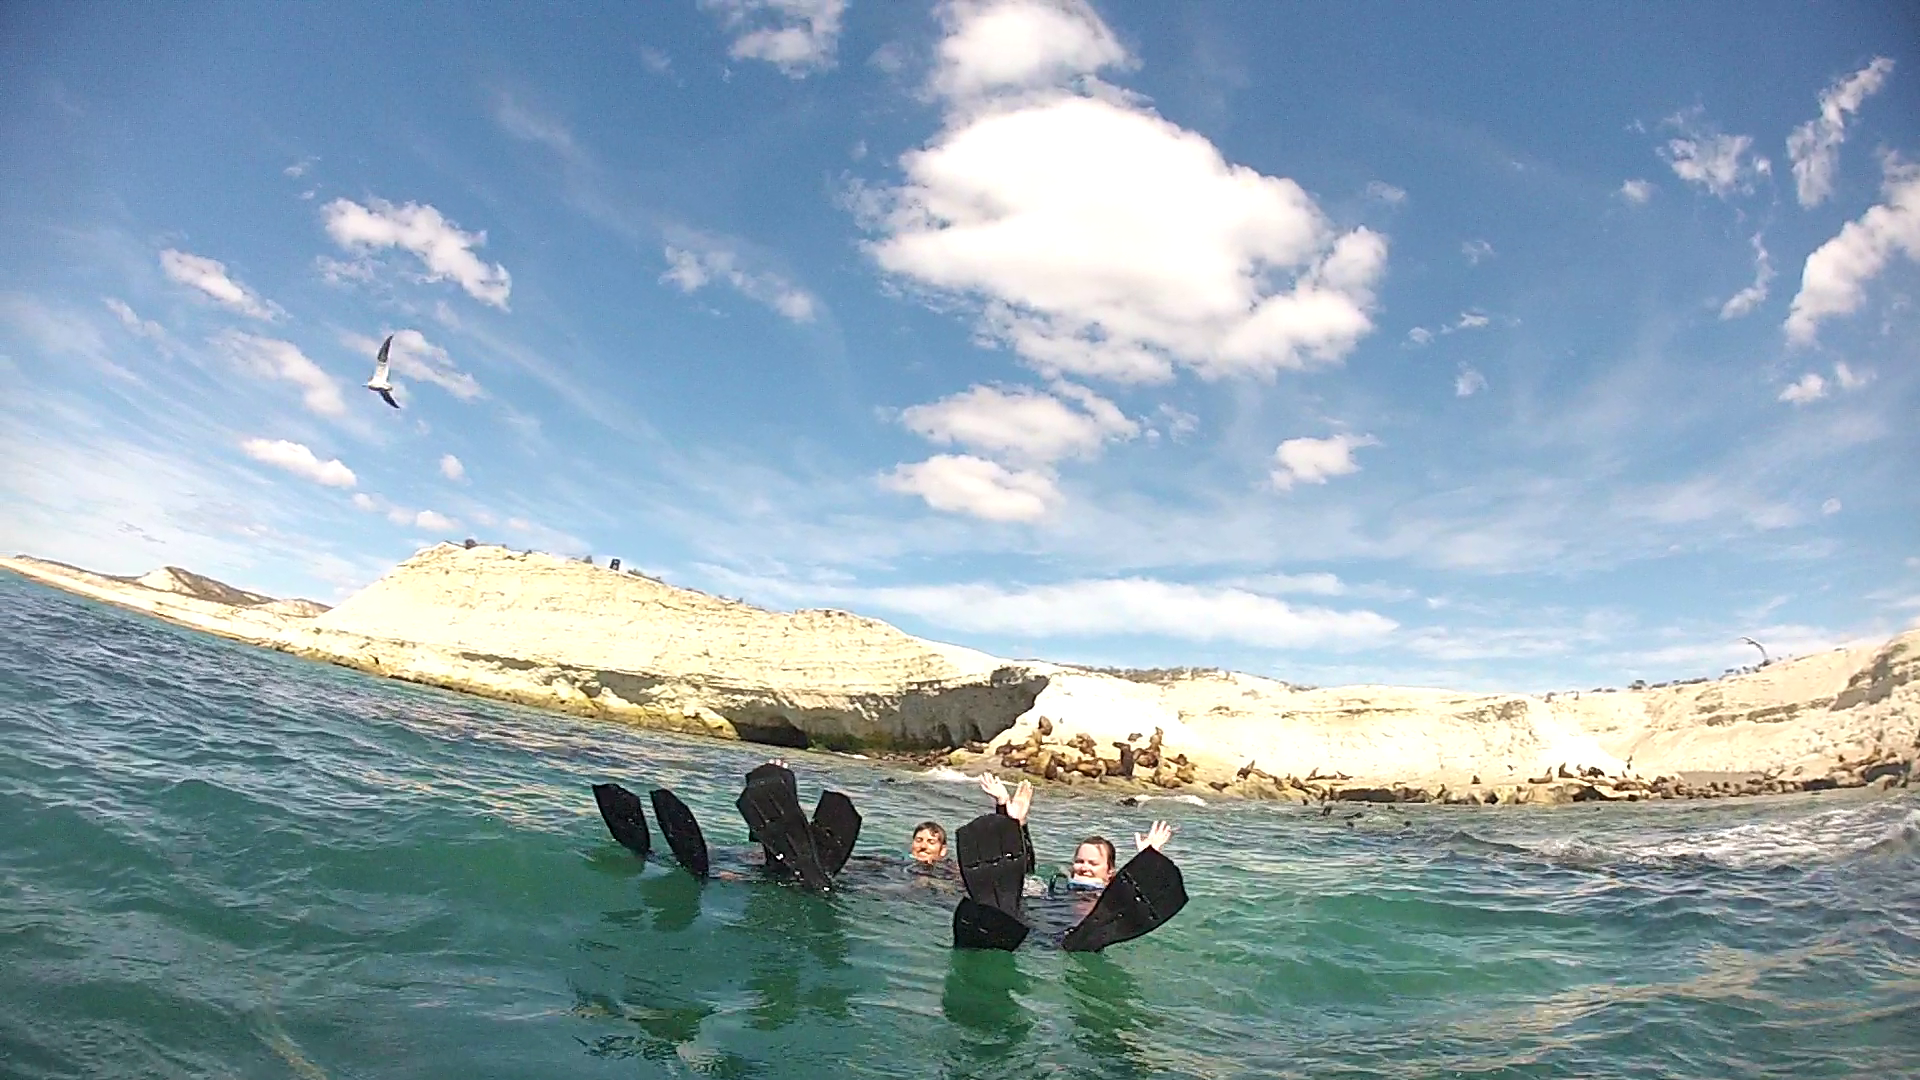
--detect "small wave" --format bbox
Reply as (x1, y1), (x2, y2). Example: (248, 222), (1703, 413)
(916, 766), (979, 784)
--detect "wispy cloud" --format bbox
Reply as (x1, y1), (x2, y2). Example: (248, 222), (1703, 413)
(1787, 57), (1894, 208)
(1719, 233), (1774, 319)
(660, 233), (818, 322)
(214, 330), (347, 417)
(1658, 108), (1770, 198)
(700, 0), (846, 77)
(1618, 179), (1655, 204)
(160, 249), (282, 320)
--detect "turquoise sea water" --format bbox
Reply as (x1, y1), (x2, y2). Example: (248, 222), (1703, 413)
(3, 571), (1917, 1079)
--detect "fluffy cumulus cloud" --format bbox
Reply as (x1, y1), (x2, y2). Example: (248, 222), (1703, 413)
(1618, 179), (1655, 204)
(240, 437), (356, 487)
(881, 454), (1057, 522)
(1454, 365), (1487, 397)
(660, 236), (817, 321)
(1720, 233), (1775, 320)
(215, 330), (346, 416)
(1658, 109), (1769, 199)
(1784, 158), (1920, 344)
(843, 576), (1398, 649)
(440, 454), (465, 481)
(700, 0), (845, 77)
(929, 0), (1129, 100)
(1787, 58), (1895, 208)
(1271, 433), (1377, 490)
(899, 382), (1136, 466)
(159, 249), (281, 320)
(414, 509), (459, 532)
(321, 198), (512, 309)
(866, 0), (1387, 385)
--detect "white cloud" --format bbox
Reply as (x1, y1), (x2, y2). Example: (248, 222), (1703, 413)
(1454, 311), (1490, 330)
(660, 237), (818, 322)
(1365, 181), (1407, 206)
(1658, 110), (1769, 198)
(639, 47), (673, 75)
(869, 94), (1387, 383)
(240, 437), (356, 488)
(495, 96), (581, 162)
(215, 330), (346, 417)
(1618, 179), (1655, 204)
(1778, 372), (1827, 404)
(1454, 365), (1487, 397)
(929, 0), (1128, 101)
(864, 2), (1385, 386)
(1719, 233), (1774, 319)
(103, 297), (166, 340)
(440, 454), (465, 481)
(1461, 239), (1494, 265)
(1407, 326), (1433, 346)
(1271, 433), (1377, 490)
(284, 159), (313, 179)
(1407, 311), (1488, 346)
(414, 510), (459, 531)
(701, 0), (846, 77)
(899, 382), (1136, 466)
(321, 197), (512, 309)
(1788, 57), (1895, 208)
(159, 249), (281, 320)
(823, 576), (1398, 650)
(1821, 497), (1842, 515)
(351, 492), (377, 511)
(882, 454), (1056, 521)
(1832, 361), (1871, 390)
(1784, 158), (1920, 344)
(342, 329), (483, 400)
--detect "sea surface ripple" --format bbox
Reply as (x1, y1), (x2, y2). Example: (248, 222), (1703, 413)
(3, 571), (1916, 1078)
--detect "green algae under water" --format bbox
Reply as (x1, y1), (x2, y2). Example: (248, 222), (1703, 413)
(3, 571), (1917, 1080)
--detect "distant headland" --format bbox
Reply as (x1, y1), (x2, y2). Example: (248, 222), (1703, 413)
(5, 544), (1914, 806)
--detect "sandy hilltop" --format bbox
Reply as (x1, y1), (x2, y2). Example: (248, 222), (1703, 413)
(5, 544), (1916, 806)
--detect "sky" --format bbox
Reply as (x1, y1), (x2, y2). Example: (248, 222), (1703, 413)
(3, 1), (1917, 692)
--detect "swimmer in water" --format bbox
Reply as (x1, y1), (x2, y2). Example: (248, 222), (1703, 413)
(910, 821), (948, 865)
(1064, 822), (1174, 891)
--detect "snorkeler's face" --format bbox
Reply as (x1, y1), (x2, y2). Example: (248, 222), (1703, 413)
(911, 828), (947, 864)
(1072, 842), (1114, 885)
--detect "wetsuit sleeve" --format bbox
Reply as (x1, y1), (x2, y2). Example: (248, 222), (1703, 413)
(992, 803), (1037, 873)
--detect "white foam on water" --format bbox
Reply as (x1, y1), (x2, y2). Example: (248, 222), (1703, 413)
(1131, 794), (1207, 807)
(916, 766), (978, 784)
(1528, 801), (1920, 870)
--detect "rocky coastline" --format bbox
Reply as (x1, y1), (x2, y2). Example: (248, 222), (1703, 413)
(5, 544), (1915, 807)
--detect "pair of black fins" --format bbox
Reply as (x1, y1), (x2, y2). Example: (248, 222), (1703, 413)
(952, 811), (1188, 953)
(591, 762), (861, 891)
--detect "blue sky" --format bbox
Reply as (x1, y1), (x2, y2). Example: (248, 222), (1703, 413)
(4, 1), (1917, 692)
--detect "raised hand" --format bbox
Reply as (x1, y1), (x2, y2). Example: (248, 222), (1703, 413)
(1135, 820), (1174, 853)
(1006, 779), (1033, 823)
(979, 772), (1011, 805)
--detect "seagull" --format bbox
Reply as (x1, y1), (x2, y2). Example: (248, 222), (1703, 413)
(365, 334), (399, 409)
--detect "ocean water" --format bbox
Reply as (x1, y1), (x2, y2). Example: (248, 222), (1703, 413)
(3, 571), (1917, 1080)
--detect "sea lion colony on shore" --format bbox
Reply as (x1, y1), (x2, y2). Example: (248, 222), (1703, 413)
(893, 720), (1919, 806)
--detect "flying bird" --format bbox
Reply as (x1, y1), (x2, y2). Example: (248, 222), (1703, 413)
(366, 334), (399, 409)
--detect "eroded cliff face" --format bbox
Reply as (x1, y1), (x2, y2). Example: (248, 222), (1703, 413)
(282, 545), (1050, 751)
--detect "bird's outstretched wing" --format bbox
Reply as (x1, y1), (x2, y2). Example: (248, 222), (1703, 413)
(378, 388), (400, 409)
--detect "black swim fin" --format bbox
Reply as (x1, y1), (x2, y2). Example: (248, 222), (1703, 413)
(737, 770), (832, 890)
(592, 782), (652, 860)
(810, 790), (861, 878)
(954, 896), (1029, 951)
(956, 811), (1029, 913)
(742, 762), (800, 844)
(1060, 847), (1188, 953)
(649, 788), (710, 879)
